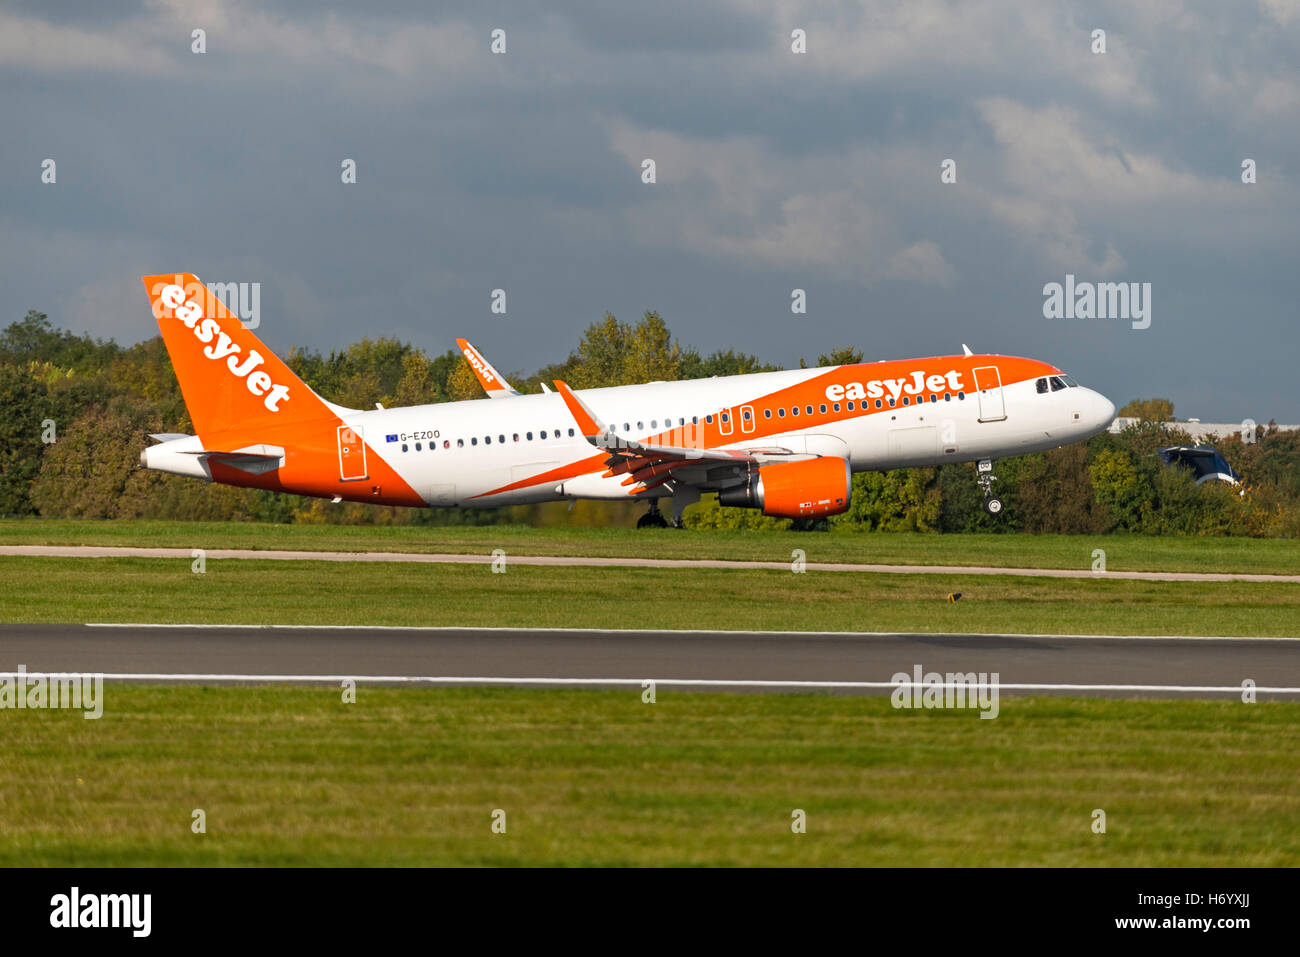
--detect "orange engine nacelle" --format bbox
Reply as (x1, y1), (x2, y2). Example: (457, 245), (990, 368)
(716, 457), (852, 519)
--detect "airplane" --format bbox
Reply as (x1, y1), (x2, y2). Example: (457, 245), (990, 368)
(138, 273), (1117, 527)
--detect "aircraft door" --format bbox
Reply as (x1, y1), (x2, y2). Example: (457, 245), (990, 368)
(337, 425), (368, 481)
(718, 408), (734, 436)
(740, 404), (756, 434)
(973, 366), (1007, 422)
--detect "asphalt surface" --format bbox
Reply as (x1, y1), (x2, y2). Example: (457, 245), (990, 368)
(1, 623), (1298, 698)
(2, 544), (1298, 582)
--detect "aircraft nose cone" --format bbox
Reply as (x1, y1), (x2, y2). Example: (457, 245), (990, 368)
(1093, 391), (1116, 431)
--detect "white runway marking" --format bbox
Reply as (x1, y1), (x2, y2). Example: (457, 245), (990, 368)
(1, 671), (1297, 695)
(4, 544), (1299, 583)
(82, 622), (1300, 641)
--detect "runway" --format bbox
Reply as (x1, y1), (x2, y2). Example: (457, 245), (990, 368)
(2, 623), (1298, 698)
(2, 545), (1298, 583)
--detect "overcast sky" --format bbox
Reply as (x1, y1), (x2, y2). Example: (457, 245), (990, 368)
(3, 1), (1298, 421)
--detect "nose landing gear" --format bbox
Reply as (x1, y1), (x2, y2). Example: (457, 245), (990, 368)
(977, 459), (1004, 516)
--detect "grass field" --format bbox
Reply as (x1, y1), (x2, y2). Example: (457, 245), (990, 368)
(1, 556), (1297, 635)
(1, 686), (1295, 866)
(3, 519), (1299, 575)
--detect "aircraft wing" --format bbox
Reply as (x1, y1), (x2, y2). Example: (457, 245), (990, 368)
(552, 379), (808, 495)
(457, 339), (521, 398)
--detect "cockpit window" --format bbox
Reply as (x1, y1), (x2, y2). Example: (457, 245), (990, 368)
(1035, 377), (1048, 394)
(1060, 374), (1079, 387)
(1049, 376), (1067, 391)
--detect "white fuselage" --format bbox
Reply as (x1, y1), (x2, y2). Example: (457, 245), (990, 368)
(325, 360), (1115, 508)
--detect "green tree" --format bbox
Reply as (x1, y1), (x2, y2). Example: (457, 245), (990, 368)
(682, 493), (792, 530)
(815, 347), (864, 367)
(0, 310), (119, 371)
(566, 311), (682, 389)
(391, 351), (441, 406)
(0, 363), (49, 515)
(1089, 447), (1149, 529)
(446, 360), (483, 401)
(569, 313), (626, 388)
(678, 347), (778, 380)
(1118, 398), (1175, 421)
(829, 468), (941, 531)
(1013, 443), (1112, 533)
(30, 402), (156, 518)
(623, 311), (680, 384)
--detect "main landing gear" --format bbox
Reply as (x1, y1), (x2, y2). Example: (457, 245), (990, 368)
(977, 459), (1004, 516)
(636, 499), (671, 529)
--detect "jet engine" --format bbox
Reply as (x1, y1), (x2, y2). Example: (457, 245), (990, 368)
(717, 457), (852, 518)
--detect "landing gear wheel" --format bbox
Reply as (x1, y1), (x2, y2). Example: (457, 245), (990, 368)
(637, 502), (669, 529)
(975, 459), (1003, 517)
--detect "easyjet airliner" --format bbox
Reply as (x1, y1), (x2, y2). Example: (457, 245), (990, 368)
(139, 273), (1116, 526)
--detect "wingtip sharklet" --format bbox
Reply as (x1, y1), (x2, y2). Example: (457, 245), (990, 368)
(553, 380), (604, 441)
(457, 338), (520, 398)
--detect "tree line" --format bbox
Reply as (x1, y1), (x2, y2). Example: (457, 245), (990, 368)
(2, 308), (1297, 535)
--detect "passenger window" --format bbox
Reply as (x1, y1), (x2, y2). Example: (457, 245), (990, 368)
(875, 399), (882, 409)
(806, 405), (813, 415)
(637, 421), (644, 430)
(847, 401), (855, 411)
(485, 436), (491, 444)
(958, 391), (965, 400)
(944, 393), (950, 401)
(401, 443), (408, 452)
(902, 397), (909, 406)
(792, 407), (799, 416)
(833, 403), (840, 412)
(443, 440), (450, 449)
(513, 434), (519, 442)
(415, 442), (422, 451)
(706, 415), (713, 423)
(457, 439), (464, 447)
(568, 428), (575, 437)
(624, 423), (630, 432)
(778, 408), (785, 418)
(819, 404), (827, 414)
(743, 409), (751, 420)
(764, 409), (772, 419)
(692, 416), (698, 425)
(526, 432), (533, 440)
(651, 420), (657, 429)
(539, 431), (547, 439)
(721, 412), (729, 423)
(471, 437), (478, 446)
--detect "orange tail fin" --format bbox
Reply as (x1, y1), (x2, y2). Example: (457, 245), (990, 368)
(142, 273), (334, 439)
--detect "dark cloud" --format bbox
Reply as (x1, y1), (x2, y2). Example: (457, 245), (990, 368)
(1, 0), (1297, 422)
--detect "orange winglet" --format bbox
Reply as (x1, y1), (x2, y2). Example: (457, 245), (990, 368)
(457, 338), (518, 398)
(553, 379), (603, 439)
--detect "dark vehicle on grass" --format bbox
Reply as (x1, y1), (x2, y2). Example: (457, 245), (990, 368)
(1157, 445), (1241, 487)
